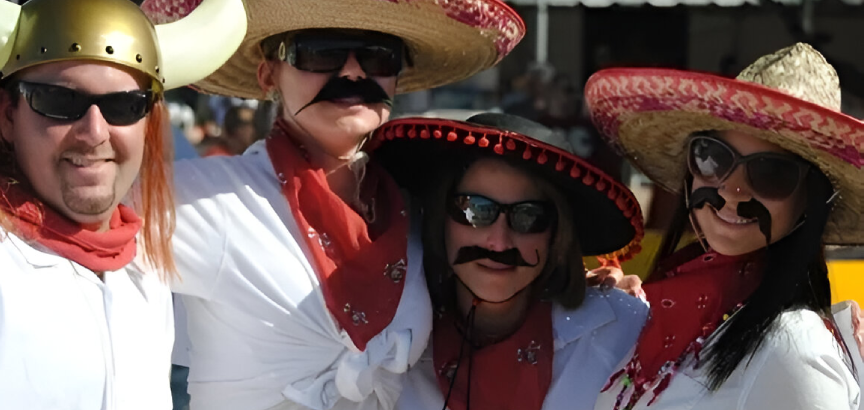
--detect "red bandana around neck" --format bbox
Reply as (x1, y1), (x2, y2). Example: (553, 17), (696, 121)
(265, 119), (409, 351)
(0, 176), (142, 272)
(603, 244), (764, 409)
(433, 301), (554, 410)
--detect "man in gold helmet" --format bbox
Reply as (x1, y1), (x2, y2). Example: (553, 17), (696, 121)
(0, 0), (245, 408)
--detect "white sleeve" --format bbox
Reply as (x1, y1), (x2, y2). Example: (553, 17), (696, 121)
(740, 310), (860, 410)
(169, 158), (230, 299)
(833, 301), (864, 410)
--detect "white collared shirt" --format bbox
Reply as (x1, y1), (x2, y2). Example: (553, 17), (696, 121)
(0, 231), (174, 410)
(594, 308), (861, 410)
(396, 287), (649, 410)
(171, 140), (432, 410)
(834, 301), (864, 410)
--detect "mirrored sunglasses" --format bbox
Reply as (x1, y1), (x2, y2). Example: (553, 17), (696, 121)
(447, 194), (556, 234)
(687, 135), (810, 200)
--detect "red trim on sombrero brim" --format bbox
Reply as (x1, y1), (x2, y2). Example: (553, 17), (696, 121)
(586, 67), (864, 168)
(370, 117), (645, 262)
(430, 0), (526, 60)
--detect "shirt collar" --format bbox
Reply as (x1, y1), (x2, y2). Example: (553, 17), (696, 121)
(7, 231), (65, 268)
(7, 229), (138, 288)
(552, 287), (619, 348)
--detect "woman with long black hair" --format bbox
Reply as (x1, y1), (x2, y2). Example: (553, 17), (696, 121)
(586, 43), (862, 409)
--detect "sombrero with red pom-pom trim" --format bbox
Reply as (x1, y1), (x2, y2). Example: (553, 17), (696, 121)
(585, 43), (864, 245)
(369, 113), (644, 262)
(142, 0), (525, 100)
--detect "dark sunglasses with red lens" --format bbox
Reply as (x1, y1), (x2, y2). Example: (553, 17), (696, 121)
(447, 194), (556, 234)
(283, 30), (407, 77)
(687, 135), (811, 200)
(15, 81), (155, 126)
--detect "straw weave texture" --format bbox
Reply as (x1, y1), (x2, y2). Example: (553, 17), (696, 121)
(586, 43), (864, 245)
(158, 0), (526, 99)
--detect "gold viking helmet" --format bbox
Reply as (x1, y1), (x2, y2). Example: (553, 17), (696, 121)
(0, 0), (247, 92)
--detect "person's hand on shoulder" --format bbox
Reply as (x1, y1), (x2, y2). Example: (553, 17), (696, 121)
(586, 265), (645, 299)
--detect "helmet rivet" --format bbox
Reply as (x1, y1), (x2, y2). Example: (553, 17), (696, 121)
(15, 54), (20, 60)
(155, 66), (160, 74)
(105, 46), (114, 54)
(69, 43), (81, 52)
(40, 47), (47, 54)
(161, 78), (166, 84)
(136, 54), (143, 63)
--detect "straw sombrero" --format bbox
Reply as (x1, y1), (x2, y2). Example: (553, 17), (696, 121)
(585, 43), (864, 245)
(143, 0), (525, 100)
(369, 113), (645, 261)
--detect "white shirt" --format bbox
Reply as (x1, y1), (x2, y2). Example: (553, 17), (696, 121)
(171, 140), (433, 410)
(594, 308), (861, 410)
(396, 287), (649, 410)
(833, 301), (864, 410)
(0, 231), (174, 410)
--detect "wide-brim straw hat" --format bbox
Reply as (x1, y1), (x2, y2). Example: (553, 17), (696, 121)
(369, 113), (645, 261)
(585, 43), (864, 245)
(144, 0), (525, 100)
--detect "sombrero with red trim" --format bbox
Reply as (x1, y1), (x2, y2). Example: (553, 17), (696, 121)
(142, 0), (525, 100)
(585, 43), (864, 245)
(369, 113), (644, 261)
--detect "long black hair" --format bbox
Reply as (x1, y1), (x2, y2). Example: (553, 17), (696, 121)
(657, 168), (857, 390)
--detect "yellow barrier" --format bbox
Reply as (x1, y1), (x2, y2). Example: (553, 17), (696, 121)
(828, 260), (864, 305)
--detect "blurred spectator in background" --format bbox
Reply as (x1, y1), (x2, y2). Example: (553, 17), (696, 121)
(199, 105), (258, 156)
(501, 63), (554, 121)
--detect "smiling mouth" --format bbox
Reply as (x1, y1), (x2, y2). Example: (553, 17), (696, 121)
(712, 207), (757, 225)
(63, 157), (112, 167)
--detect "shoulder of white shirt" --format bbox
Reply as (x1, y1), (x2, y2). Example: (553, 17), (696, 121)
(552, 287), (648, 348)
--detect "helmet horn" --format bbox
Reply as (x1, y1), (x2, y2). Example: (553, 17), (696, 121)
(0, 1), (21, 75)
(155, 0), (248, 90)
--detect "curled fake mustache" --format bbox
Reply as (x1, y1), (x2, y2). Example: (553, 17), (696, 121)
(688, 186), (773, 245)
(737, 198), (773, 245)
(452, 246), (540, 267)
(688, 186), (726, 212)
(294, 76), (394, 115)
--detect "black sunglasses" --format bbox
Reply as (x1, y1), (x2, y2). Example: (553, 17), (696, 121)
(284, 31), (406, 77)
(16, 81), (155, 126)
(447, 194), (556, 234)
(687, 135), (810, 200)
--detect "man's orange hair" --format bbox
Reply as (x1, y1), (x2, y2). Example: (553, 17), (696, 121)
(136, 100), (177, 281)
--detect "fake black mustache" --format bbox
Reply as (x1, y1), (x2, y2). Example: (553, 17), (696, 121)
(452, 246), (540, 267)
(294, 76), (393, 115)
(689, 186), (773, 244)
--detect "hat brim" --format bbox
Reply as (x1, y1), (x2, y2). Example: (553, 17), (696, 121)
(191, 0), (525, 99)
(369, 117), (644, 261)
(585, 67), (864, 245)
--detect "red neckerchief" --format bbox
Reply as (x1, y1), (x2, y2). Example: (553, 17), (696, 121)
(0, 174), (141, 272)
(264, 119), (408, 351)
(603, 244), (764, 409)
(433, 301), (554, 410)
